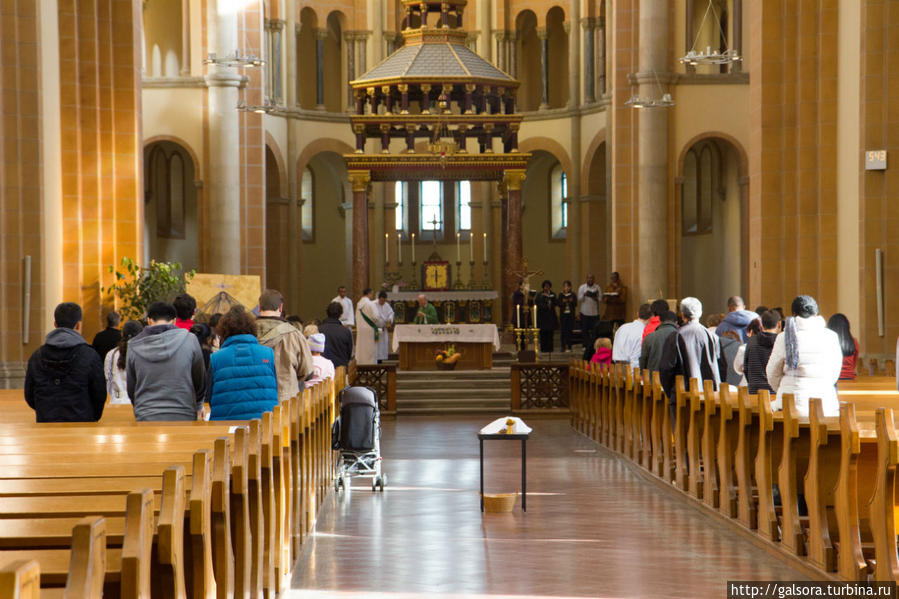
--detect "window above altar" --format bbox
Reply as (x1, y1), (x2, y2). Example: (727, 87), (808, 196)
(392, 179), (474, 241)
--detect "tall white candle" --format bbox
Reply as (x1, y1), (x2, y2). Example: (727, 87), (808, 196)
(516, 304), (521, 328)
(469, 234), (473, 262)
(483, 232), (487, 262)
(411, 233), (416, 262)
(385, 233), (389, 263)
(397, 233), (402, 263)
(456, 232), (461, 262)
(534, 300), (538, 330)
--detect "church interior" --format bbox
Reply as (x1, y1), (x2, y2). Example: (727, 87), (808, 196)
(1, 0), (899, 597)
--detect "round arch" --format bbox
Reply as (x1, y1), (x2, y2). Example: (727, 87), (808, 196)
(674, 131), (750, 308)
(519, 136), (573, 179)
(143, 134), (202, 180)
(264, 131), (287, 198)
(296, 138), (355, 174)
(581, 128), (607, 192)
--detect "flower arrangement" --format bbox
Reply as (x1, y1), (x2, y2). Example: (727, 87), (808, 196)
(435, 344), (462, 369)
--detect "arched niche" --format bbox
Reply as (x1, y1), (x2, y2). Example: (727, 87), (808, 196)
(144, 0), (183, 77)
(515, 10), (540, 112)
(298, 7), (319, 109)
(546, 6), (569, 108)
(521, 150), (568, 290)
(143, 140), (198, 270)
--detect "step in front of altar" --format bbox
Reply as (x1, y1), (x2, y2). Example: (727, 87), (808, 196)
(396, 368), (511, 414)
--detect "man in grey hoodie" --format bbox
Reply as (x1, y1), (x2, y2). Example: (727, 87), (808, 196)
(715, 296), (759, 343)
(24, 302), (106, 422)
(127, 301), (206, 421)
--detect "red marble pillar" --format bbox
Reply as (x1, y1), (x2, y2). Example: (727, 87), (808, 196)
(349, 170), (371, 298)
(502, 169), (526, 326)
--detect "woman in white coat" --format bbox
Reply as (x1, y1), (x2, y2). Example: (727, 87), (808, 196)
(766, 295), (843, 417)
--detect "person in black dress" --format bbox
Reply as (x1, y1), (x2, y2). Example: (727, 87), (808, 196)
(535, 280), (559, 353)
(558, 280), (576, 352)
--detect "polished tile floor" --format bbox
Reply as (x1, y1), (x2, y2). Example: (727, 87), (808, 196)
(289, 416), (807, 598)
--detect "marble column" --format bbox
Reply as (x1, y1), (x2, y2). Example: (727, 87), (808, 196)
(205, 0), (242, 274)
(345, 33), (355, 110)
(286, 0), (302, 312)
(180, 0), (190, 75)
(597, 16), (606, 95)
(315, 28), (326, 109)
(480, 181), (493, 286)
(509, 32), (518, 78)
(349, 170), (371, 297)
(494, 31), (506, 71)
(503, 169), (526, 325)
(567, 4), (582, 282)
(582, 18), (595, 103)
(732, 0), (743, 73)
(636, 0), (670, 303)
(537, 27), (549, 110)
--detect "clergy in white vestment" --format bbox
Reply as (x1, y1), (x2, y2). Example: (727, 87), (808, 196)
(331, 285), (355, 327)
(375, 290), (395, 362)
(354, 288), (383, 365)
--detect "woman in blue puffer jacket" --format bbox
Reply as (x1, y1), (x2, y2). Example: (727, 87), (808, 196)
(207, 306), (279, 420)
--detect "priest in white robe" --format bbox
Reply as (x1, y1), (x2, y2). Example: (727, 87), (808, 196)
(354, 288), (383, 365)
(375, 290), (395, 362)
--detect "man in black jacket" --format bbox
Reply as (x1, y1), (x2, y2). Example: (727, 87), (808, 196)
(91, 310), (121, 358)
(319, 302), (354, 368)
(744, 309), (781, 394)
(24, 302), (106, 422)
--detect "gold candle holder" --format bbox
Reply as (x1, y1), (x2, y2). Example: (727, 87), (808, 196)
(453, 260), (464, 290)
(531, 327), (540, 362)
(409, 260), (419, 290)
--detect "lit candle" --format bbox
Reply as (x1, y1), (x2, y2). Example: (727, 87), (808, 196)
(385, 233), (389, 263)
(534, 300), (538, 330)
(516, 304), (521, 328)
(469, 233), (473, 262)
(411, 233), (416, 262)
(397, 233), (402, 263)
(483, 232), (487, 262)
(456, 232), (461, 262)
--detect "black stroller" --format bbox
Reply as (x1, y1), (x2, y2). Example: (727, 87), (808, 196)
(332, 386), (387, 492)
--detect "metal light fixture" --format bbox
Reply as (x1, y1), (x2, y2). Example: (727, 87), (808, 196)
(204, 51), (265, 68)
(624, 71), (675, 109)
(238, 98), (276, 114)
(679, 1), (742, 67)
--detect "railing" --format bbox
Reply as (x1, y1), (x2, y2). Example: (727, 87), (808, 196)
(347, 361), (397, 414)
(510, 362), (570, 411)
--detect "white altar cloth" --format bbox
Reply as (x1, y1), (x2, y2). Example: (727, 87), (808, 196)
(387, 291), (498, 301)
(391, 324), (501, 353)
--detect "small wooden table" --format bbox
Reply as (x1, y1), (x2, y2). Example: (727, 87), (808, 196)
(478, 430), (530, 512)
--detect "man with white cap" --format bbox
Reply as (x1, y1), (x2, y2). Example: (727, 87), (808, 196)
(306, 333), (335, 386)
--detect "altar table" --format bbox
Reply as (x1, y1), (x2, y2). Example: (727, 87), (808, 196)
(392, 324), (501, 371)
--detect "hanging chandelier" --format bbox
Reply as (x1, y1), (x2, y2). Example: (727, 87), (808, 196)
(679, 1), (742, 66)
(237, 98), (276, 114)
(204, 51), (265, 68)
(624, 70), (674, 109)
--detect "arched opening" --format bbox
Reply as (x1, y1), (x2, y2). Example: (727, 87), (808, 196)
(300, 151), (349, 318)
(522, 150), (568, 286)
(297, 8), (318, 109)
(144, 0), (183, 77)
(584, 141), (609, 281)
(323, 11), (346, 112)
(143, 140), (198, 269)
(515, 11), (541, 112)
(265, 145), (288, 293)
(678, 136), (746, 314)
(546, 6), (569, 108)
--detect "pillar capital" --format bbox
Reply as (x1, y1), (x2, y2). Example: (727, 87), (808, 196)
(348, 170), (371, 192)
(265, 19), (286, 32)
(581, 17), (598, 29)
(563, 21), (572, 35)
(536, 27), (548, 40)
(204, 71), (244, 88)
(503, 169), (526, 191)
(314, 28), (328, 41)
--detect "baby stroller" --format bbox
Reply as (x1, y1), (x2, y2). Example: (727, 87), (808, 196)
(332, 386), (387, 492)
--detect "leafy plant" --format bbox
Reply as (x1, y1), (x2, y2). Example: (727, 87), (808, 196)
(102, 257), (195, 321)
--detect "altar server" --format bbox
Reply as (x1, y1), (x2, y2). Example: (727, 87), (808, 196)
(375, 290), (395, 363)
(355, 288), (383, 365)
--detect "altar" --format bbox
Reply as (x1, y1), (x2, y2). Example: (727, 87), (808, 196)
(392, 324), (501, 371)
(387, 291), (498, 325)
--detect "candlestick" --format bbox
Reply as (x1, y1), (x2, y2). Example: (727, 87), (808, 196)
(397, 233), (402, 264)
(411, 233), (415, 263)
(456, 232), (461, 262)
(469, 234), (473, 262)
(385, 233), (389, 263)
(534, 300), (538, 330)
(516, 304), (521, 328)
(482, 232), (487, 262)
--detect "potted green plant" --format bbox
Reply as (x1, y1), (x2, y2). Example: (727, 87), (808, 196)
(101, 257), (195, 321)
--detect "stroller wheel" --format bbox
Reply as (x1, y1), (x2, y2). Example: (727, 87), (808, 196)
(334, 477), (341, 493)
(379, 474), (388, 491)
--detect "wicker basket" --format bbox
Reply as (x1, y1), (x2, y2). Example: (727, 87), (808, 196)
(482, 492), (517, 513)
(435, 360), (457, 371)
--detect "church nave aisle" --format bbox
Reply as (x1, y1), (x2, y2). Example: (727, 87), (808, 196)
(289, 417), (807, 598)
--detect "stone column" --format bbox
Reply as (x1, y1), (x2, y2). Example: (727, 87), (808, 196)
(285, 0), (301, 313)
(503, 170), (526, 325)
(345, 33), (355, 110)
(372, 182), (385, 286)
(732, 0), (743, 73)
(180, 0), (190, 75)
(597, 15), (606, 95)
(349, 170), (371, 297)
(315, 28), (326, 109)
(537, 27), (549, 109)
(205, 0), (242, 274)
(582, 18), (595, 103)
(567, 5), (582, 281)
(494, 31), (506, 71)
(636, 0), (670, 303)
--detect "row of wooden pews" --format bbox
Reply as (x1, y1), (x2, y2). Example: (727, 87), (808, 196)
(569, 361), (899, 583)
(0, 366), (345, 598)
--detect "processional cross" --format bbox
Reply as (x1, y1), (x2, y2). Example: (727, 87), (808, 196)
(508, 257), (543, 296)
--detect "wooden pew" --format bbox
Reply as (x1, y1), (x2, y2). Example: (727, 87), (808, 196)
(755, 389), (781, 541)
(0, 558), (41, 599)
(716, 385), (739, 517)
(701, 380), (720, 508)
(672, 376), (690, 491)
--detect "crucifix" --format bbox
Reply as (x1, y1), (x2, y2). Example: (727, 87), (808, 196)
(427, 215), (442, 248)
(507, 256), (543, 297)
